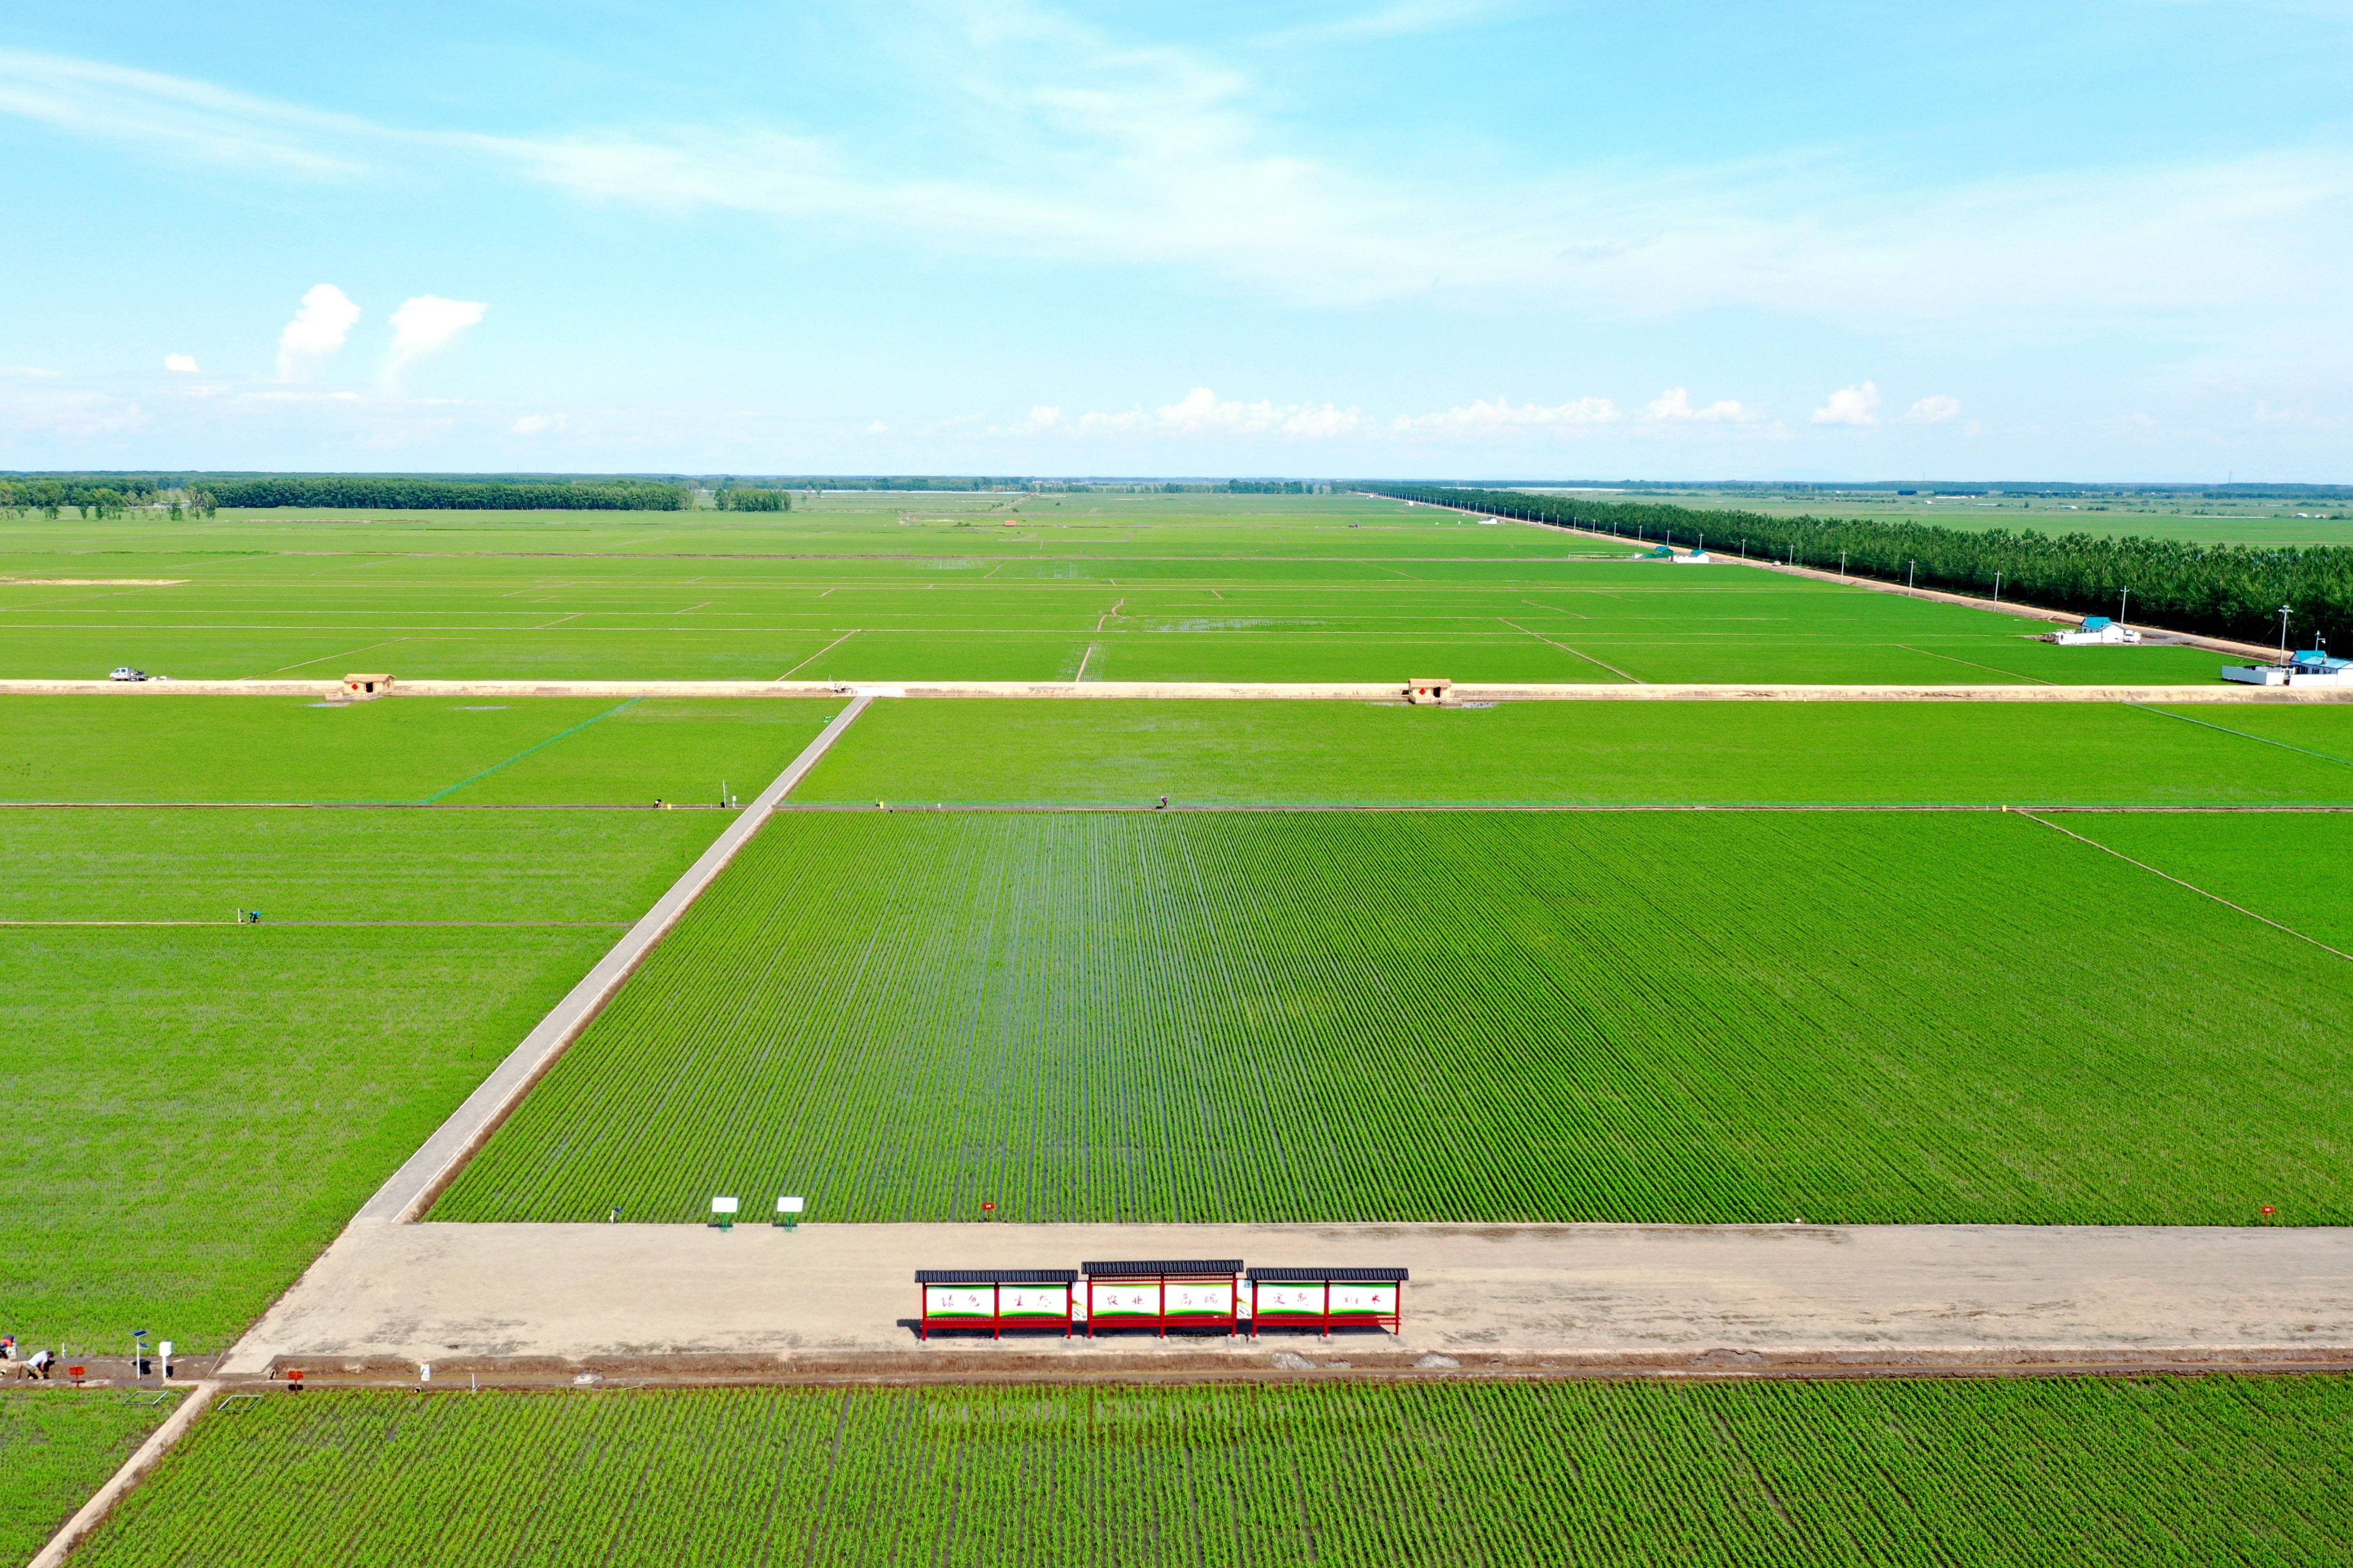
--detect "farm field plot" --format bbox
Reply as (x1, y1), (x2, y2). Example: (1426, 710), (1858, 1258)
(74, 1378), (2353, 1567)
(0, 1391), (179, 1567)
(800, 698), (2353, 807)
(0, 695), (840, 803)
(0, 808), (723, 1350)
(2064, 812), (2353, 954)
(0, 495), (2229, 683)
(436, 810), (2353, 1228)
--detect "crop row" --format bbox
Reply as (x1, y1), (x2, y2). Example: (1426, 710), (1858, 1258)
(432, 810), (2353, 1226)
(76, 1377), (2353, 1566)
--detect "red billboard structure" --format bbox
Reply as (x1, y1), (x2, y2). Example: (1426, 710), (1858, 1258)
(1245, 1266), (1409, 1337)
(1080, 1259), (1243, 1337)
(914, 1268), (1079, 1340)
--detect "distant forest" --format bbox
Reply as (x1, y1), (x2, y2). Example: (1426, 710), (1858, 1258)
(1367, 483), (2353, 652)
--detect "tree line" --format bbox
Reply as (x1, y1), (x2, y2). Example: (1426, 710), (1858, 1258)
(1364, 483), (2353, 651)
(202, 477), (689, 510)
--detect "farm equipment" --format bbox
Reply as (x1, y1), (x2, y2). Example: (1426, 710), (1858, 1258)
(2044, 616), (2141, 645)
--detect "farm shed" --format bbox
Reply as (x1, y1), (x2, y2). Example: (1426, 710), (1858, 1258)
(1406, 678), (1452, 705)
(342, 672), (396, 699)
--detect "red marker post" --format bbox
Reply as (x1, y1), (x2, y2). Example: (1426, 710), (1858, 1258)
(2262, 1205), (2277, 1222)
(68, 1365), (85, 1387)
(981, 1201), (996, 1221)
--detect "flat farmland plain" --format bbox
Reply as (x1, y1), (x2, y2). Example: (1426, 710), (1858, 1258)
(799, 698), (2353, 806)
(0, 808), (725, 1349)
(75, 1379), (2353, 1568)
(0, 695), (842, 803)
(0, 493), (2230, 683)
(435, 810), (2353, 1228)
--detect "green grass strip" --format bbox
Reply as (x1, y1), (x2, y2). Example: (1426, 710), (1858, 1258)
(2132, 701), (2353, 770)
(420, 699), (641, 804)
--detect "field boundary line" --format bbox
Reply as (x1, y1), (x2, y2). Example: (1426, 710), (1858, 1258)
(2129, 701), (2353, 771)
(27, 1382), (215, 1568)
(2014, 810), (2353, 963)
(1497, 617), (1643, 682)
(419, 698), (641, 803)
(346, 692), (877, 1227)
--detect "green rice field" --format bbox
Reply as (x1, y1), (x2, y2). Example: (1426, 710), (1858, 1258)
(0, 493), (2233, 684)
(434, 809), (2353, 1227)
(73, 1379), (2353, 1567)
(0, 809), (723, 1350)
(799, 698), (2353, 806)
(0, 695), (841, 803)
(0, 1391), (178, 1566)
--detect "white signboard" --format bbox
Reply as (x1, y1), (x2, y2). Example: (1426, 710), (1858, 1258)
(1166, 1281), (1234, 1315)
(709, 1196), (739, 1215)
(1330, 1284), (1397, 1315)
(776, 1195), (805, 1214)
(924, 1287), (994, 1318)
(1090, 1282), (1161, 1317)
(1255, 1283), (1327, 1316)
(998, 1286), (1069, 1318)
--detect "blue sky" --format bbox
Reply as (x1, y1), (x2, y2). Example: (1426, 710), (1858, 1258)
(1, 0), (2347, 480)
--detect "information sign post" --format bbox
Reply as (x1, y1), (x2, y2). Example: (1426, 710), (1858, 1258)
(914, 1269), (1079, 1341)
(1080, 1260), (1244, 1338)
(1245, 1267), (1409, 1338)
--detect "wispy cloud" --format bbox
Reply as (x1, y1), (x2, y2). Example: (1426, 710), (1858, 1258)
(0, 48), (371, 177)
(276, 284), (361, 380)
(163, 353), (200, 374)
(1255, 0), (1526, 47)
(384, 295), (487, 387)
(1906, 394), (1962, 423)
(1, 26), (2347, 336)
(1023, 386), (1365, 439)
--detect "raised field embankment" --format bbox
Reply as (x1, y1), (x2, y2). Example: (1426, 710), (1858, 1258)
(217, 1219), (2353, 1385)
(3, 678), (2350, 703)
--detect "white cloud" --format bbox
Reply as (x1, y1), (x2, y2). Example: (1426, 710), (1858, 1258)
(1026, 386), (1365, 440)
(1647, 387), (1751, 422)
(1257, 0), (1521, 47)
(384, 295), (487, 385)
(0, 35), (2348, 342)
(275, 284), (361, 380)
(1392, 395), (1620, 434)
(0, 48), (369, 178)
(163, 353), (199, 374)
(511, 412), (568, 435)
(1811, 382), (1881, 425)
(1906, 394), (1962, 423)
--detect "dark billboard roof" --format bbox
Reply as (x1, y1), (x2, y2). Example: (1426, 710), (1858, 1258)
(915, 1269), (1078, 1285)
(1081, 1259), (1244, 1277)
(1246, 1266), (1410, 1282)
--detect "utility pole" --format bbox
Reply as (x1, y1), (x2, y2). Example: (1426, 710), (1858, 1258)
(1907, 560), (1916, 590)
(2278, 604), (2292, 664)
(2119, 587), (2131, 623)
(1993, 571), (2002, 601)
